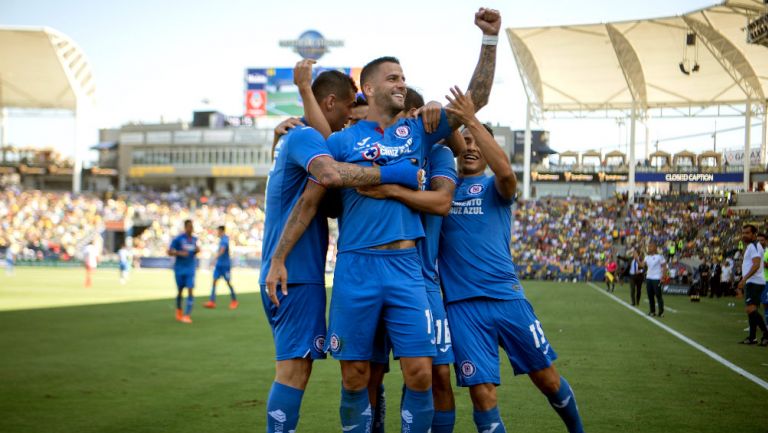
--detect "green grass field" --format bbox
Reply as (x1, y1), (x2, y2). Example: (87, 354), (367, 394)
(2, 268), (767, 433)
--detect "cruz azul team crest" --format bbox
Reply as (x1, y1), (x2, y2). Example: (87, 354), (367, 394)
(395, 125), (411, 138)
(362, 145), (381, 161)
(468, 184), (484, 195)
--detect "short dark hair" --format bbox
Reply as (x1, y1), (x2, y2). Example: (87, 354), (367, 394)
(184, 219), (192, 226)
(461, 122), (495, 136)
(758, 232), (767, 239)
(312, 70), (357, 102)
(744, 224), (758, 234)
(360, 56), (400, 86)
(217, 225), (225, 231)
(404, 87), (424, 111)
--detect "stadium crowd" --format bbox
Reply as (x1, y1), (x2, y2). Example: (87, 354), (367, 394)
(0, 188), (266, 263)
(0, 188), (762, 285)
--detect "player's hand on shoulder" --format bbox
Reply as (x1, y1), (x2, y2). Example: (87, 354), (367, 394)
(416, 101), (442, 134)
(475, 7), (501, 35)
(274, 117), (305, 137)
(445, 86), (476, 125)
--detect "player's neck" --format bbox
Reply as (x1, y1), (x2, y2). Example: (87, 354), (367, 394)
(366, 105), (400, 130)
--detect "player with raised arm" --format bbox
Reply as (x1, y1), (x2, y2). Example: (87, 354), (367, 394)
(267, 9), (500, 433)
(260, 66), (424, 433)
(168, 219), (199, 324)
(438, 87), (584, 433)
(204, 225), (238, 310)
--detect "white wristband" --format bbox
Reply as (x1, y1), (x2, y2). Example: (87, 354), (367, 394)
(482, 34), (499, 46)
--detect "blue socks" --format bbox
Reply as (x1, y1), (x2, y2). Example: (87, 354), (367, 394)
(372, 384), (386, 433)
(473, 406), (506, 433)
(227, 280), (237, 300)
(175, 291), (183, 310)
(340, 387), (371, 433)
(545, 377), (584, 433)
(209, 283), (217, 302)
(184, 295), (194, 315)
(401, 387), (433, 433)
(266, 381), (304, 433)
(432, 409), (456, 433)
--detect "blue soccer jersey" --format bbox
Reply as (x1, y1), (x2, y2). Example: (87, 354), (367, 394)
(439, 174), (524, 303)
(419, 143), (457, 293)
(170, 234), (198, 275)
(260, 125), (331, 286)
(326, 112), (452, 252)
(216, 235), (231, 269)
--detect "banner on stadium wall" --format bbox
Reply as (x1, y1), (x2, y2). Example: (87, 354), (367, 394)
(634, 172), (744, 183)
(723, 148), (760, 166)
(244, 67), (361, 117)
(530, 171), (629, 183)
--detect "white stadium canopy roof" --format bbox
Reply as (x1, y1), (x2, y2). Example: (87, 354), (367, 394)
(0, 26), (95, 110)
(505, 0), (768, 114)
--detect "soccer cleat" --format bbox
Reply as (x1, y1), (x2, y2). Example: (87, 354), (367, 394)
(180, 315), (193, 324)
(760, 338), (768, 347)
(739, 338), (757, 345)
(203, 300), (216, 309)
(175, 309), (183, 321)
(229, 300), (239, 310)
(647, 312), (656, 317)
(658, 313), (664, 318)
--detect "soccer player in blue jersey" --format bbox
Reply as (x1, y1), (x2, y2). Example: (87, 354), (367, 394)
(266, 10), (501, 432)
(168, 219), (199, 324)
(260, 65), (424, 433)
(439, 87), (584, 433)
(358, 88), (460, 433)
(204, 225), (238, 310)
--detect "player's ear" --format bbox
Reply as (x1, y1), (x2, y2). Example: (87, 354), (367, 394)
(363, 82), (374, 99)
(324, 94), (336, 112)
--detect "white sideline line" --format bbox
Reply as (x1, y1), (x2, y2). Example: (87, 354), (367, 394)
(587, 282), (768, 392)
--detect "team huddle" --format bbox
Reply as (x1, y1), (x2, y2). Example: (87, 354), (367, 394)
(254, 8), (585, 433)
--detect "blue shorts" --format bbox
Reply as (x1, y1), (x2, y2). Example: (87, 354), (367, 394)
(447, 298), (558, 387)
(369, 286), (453, 366)
(119, 263), (128, 272)
(761, 283), (768, 305)
(213, 266), (231, 281)
(261, 283), (327, 361)
(175, 272), (195, 290)
(326, 248), (435, 360)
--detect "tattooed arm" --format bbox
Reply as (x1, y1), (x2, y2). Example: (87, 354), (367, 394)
(308, 156), (380, 189)
(357, 176), (456, 216)
(446, 7), (500, 130)
(264, 181), (326, 306)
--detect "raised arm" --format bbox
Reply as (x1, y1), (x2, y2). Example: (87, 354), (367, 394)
(446, 8), (500, 130)
(294, 59), (332, 138)
(446, 86), (516, 200)
(265, 181), (327, 307)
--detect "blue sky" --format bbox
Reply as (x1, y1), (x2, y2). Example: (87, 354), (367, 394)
(2, 0), (759, 160)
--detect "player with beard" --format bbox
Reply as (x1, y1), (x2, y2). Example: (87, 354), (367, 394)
(266, 8), (500, 433)
(438, 87), (584, 433)
(260, 66), (423, 433)
(359, 87), (461, 433)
